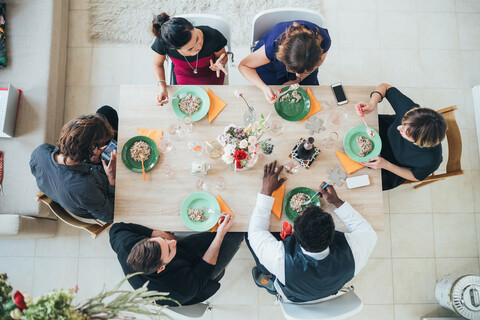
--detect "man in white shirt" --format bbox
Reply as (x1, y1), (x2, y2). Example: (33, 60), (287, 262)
(247, 161), (377, 302)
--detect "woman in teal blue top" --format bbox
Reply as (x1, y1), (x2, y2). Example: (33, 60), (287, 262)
(239, 20), (331, 103)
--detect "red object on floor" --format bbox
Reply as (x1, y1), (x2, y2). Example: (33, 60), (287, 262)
(280, 221), (293, 240)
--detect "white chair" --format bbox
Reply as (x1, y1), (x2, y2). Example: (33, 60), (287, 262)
(161, 302), (211, 319)
(251, 8), (324, 51)
(168, 14), (233, 85)
(277, 288), (363, 320)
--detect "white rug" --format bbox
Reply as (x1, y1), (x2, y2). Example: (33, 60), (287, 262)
(88, 0), (324, 47)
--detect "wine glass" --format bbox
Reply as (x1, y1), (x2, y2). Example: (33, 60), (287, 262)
(283, 159), (301, 176)
(187, 141), (204, 157)
(158, 138), (175, 153)
(215, 177), (226, 191)
(329, 107), (348, 126)
(183, 115), (195, 133)
(267, 116), (284, 134)
(161, 164), (175, 179)
(167, 123), (185, 140)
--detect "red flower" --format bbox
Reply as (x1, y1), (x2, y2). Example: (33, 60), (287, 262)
(280, 221), (293, 240)
(233, 149), (247, 161)
(13, 291), (27, 310)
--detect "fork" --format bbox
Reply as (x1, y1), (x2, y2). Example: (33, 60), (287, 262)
(355, 105), (375, 138)
(276, 84), (300, 99)
(159, 92), (188, 104)
(302, 183), (329, 206)
(201, 207), (230, 218)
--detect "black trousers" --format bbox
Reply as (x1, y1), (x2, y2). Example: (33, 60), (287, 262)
(96, 105), (118, 140)
(244, 232), (282, 280)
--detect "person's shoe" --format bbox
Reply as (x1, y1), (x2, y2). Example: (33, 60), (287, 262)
(251, 267), (277, 294)
(212, 269), (225, 282)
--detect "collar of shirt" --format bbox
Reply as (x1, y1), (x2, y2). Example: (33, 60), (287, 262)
(300, 246), (330, 260)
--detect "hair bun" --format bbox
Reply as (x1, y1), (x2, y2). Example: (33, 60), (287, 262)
(154, 12), (170, 28)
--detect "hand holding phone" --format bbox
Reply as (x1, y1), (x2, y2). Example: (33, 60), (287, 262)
(331, 82), (348, 105)
(101, 140), (117, 164)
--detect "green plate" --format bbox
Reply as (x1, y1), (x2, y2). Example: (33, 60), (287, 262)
(121, 136), (159, 173)
(274, 86), (311, 121)
(283, 187), (321, 222)
(181, 192), (221, 232)
(172, 85), (210, 122)
(343, 125), (382, 163)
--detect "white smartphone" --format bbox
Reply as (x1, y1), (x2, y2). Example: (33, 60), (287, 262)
(346, 175), (370, 189)
(331, 82), (348, 105)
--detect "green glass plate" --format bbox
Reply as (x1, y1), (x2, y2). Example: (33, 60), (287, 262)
(172, 85), (210, 122)
(343, 125), (382, 163)
(181, 192), (221, 232)
(283, 187), (321, 222)
(121, 136), (159, 173)
(274, 86), (311, 122)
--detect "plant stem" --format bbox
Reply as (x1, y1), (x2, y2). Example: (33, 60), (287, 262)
(240, 94), (254, 111)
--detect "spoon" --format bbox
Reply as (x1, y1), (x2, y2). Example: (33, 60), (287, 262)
(355, 105), (375, 138)
(139, 152), (146, 181)
(201, 207), (230, 218)
(159, 92), (188, 104)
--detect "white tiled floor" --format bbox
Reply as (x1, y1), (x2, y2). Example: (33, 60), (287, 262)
(2, 1), (480, 319)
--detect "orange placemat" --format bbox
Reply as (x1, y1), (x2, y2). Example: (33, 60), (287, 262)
(136, 129), (163, 154)
(336, 151), (364, 174)
(271, 182), (286, 221)
(207, 88), (227, 123)
(211, 194), (235, 232)
(300, 88), (323, 122)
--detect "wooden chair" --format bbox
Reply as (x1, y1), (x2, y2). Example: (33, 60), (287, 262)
(35, 192), (111, 238)
(403, 105), (464, 189)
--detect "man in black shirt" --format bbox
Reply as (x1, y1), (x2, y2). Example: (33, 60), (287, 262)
(356, 83), (447, 190)
(109, 216), (243, 306)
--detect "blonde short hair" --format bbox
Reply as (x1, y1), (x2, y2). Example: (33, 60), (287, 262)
(402, 107), (447, 148)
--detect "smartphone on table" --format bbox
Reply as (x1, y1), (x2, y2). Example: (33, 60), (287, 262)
(101, 140), (117, 164)
(331, 82), (348, 105)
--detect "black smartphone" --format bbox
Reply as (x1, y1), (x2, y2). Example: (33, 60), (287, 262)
(331, 82), (348, 105)
(101, 140), (117, 164)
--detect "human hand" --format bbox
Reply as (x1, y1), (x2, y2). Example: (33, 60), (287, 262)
(216, 214), (233, 238)
(283, 78), (301, 86)
(318, 182), (344, 208)
(90, 145), (107, 164)
(262, 86), (277, 104)
(361, 156), (388, 170)
(209, 53), (229, 78)
(355, 102), (376, 115)
(261, 160), (287, 196)
(151, 230), (176, 240)
(102, 149), (117, 186)
(156, 86), (169, 106)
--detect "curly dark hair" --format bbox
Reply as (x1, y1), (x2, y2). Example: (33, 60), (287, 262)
(294, 206), (335, 253)
(57, 114), (114, 163)
(127, 238), (165, 274)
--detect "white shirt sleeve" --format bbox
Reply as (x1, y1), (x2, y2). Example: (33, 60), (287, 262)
(334, 201), (377, 275)
(247, 193), (286, 285)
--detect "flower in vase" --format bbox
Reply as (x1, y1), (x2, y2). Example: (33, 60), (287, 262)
(248, 145), (256, 153)
(234, 90), (242, 98)
(248, 136), (257, 145)
(11, 308), (22, 320)
(13, 291), (27, 310)
(224, 144), (236, 156)
(222, 153), (234, 165)
(239, 139), (248, 149)
(233, 149), (247, 161)
(217, 135), (227, 146)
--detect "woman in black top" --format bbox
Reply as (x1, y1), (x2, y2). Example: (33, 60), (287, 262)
(356, 83), (447, 190)
(151, 13), (229, 104)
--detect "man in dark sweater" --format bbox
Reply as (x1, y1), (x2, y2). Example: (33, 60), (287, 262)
(109, 217), (243, 306)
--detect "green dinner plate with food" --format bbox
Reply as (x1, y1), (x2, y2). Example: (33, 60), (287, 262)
(172, 85), (210, 122)
(283, 187), (321, 222)
(181, 192), (221, 232)
(121, 136), (159, 173)
(343, 125), (382, 163)
(274, 86), (311, 122)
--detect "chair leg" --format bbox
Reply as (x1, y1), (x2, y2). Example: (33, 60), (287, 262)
(413, 179), (443, 189)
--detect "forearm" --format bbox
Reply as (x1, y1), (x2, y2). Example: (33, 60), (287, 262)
(384, 162), (419, 181)
(238, 64), (268, 90)
(202, 235), (224, 265)
(153, 64), (167, 87)
(370, 83), (392, 104)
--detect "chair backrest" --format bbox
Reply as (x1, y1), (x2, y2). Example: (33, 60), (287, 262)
(251, 8), (324, 49)
(35, 193), (111, 238)
(279, 291), (363, 320)
(437, 106), (462, 173)
(162, 302), (210, 319)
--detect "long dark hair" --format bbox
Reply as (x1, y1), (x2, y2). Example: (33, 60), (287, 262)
(152, 12), (194, 49)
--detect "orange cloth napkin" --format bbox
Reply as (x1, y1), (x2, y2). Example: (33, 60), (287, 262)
(271, 182), (286, 221)
(300, 88), (323, 122)
(211, 194), (235, 232)
(336, 151), (365, 174)
(136, 129), (163, 154)
(207, 88), (227, 123)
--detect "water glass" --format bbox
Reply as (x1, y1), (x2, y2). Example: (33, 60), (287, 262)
(161, 164), (175, 179)
(188, 141), (204, 157)
(195, 177), (210, 191)
(183, 115), (195, 133)
(215, 177), (226, 191)
(329, 107), (348, 126)
(283, 159), (301, 176)
(158, 138), (175, 153)
(167, 123), (185, 140)
(267, 116), (284, 134)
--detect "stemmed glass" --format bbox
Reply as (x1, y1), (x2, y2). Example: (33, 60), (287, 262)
(158, 137), (175, 153)
(215, 177), (226, 191)
(267, 116), (284, 134)
(187, 141), (203, 157)
(161, 164), (175, 179)
(167, 123), (185, 140)
(183, 115), (195, 133)
(195, 177), (210, 191)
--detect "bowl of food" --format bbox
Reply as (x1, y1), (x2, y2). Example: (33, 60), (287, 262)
(274, 86), (311, 121)
(172, 85), (210, 122)
(343, 125), (382, 163)
(121, 136), (159, 173)
(283, 187), (321, 222)
(181, 191), (220, 231)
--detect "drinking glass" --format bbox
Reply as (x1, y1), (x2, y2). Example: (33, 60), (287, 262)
(283, 159), (301, 176)
(187, 141), (204, 157)
(161, 164), (175, 179)
(244, 108), (257, 126)
(267, 116), (284, 134)
(329, 107), (348, 126)
(206, 140), (224, 159)
(183, 115), (195, 133)
(167, 123), (185, 140)
(158, 138), (175, 153)
(195, 177), (210, 191)
(215, 177), (226, 191)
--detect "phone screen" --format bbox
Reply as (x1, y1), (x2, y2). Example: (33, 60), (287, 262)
(332, 84), (347, 103)
(101, 140), (117, 163)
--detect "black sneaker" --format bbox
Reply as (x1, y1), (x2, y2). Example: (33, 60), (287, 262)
(251, 267), (277, 295)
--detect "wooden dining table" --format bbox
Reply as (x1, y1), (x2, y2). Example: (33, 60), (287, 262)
(114, 85), (384, 232)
